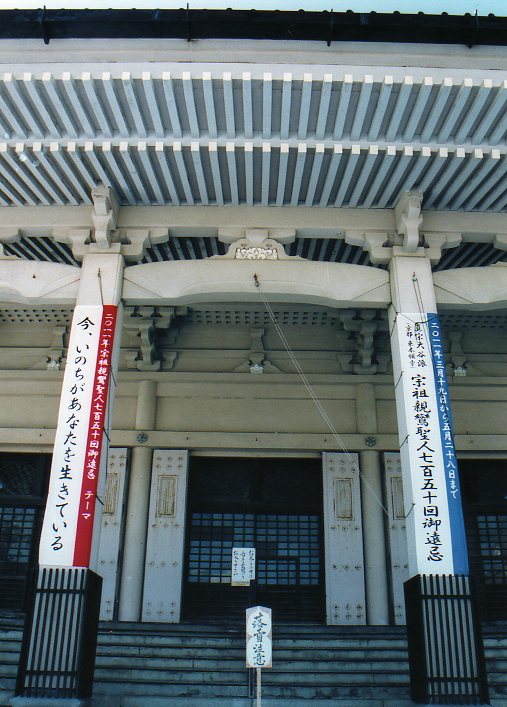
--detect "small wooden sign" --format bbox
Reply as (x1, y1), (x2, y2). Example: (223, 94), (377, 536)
(246, 605), (272, 668)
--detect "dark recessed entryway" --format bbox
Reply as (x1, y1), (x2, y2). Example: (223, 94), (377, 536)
(460, 459), (507, 622)
(0, 453), (49, 612)
(182, 456), (324, 624)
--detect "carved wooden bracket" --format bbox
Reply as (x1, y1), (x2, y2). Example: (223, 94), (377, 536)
(233, 327), (280, 373)
(124, 306), (178, 371)
(45, 325), (67, 371)
(339, 310), (390, 375)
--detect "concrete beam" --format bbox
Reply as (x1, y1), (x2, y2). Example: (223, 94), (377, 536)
(123, 259), (390, 307)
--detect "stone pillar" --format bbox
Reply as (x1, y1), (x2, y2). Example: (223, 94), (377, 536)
(356, 383), (389, 625)
(118, 379), (157, 621)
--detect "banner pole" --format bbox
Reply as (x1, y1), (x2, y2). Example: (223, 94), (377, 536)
(257, 666), (262, 707)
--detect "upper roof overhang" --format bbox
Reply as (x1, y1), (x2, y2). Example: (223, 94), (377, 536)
(1, 8), (507, 48)
(0, 8), (506, 272)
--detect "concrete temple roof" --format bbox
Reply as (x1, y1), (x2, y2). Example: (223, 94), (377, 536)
(0, 8), (506, 271)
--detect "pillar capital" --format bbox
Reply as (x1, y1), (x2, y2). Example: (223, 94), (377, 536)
(346, 194), (462, 266)
(51, 184), (169, 262)
(345, 230), (461, 268)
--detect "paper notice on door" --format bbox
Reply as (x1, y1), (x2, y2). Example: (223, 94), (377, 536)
(232, 547), (256, 586)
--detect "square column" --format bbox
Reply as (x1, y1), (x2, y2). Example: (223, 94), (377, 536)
(389, 255), (488, 704)
(38, 254), (124, 570)
(389, 255), (468, 577)
(15, 253), (124, 704)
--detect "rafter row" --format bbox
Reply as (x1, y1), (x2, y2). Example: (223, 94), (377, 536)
(0, 70), (505, 148)
(0, 142), (505, 212)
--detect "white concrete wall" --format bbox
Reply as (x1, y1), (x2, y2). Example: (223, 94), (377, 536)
(0, 307), (505, 452)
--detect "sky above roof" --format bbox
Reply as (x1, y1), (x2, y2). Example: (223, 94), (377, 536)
(0, 0), (505, 14)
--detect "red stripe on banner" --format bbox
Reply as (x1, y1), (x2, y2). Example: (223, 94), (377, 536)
(73, 304), (117, 567)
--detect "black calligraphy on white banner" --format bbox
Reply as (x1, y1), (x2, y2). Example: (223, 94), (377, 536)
(394, 314), (455, 574)
(39, 306), (104, 566)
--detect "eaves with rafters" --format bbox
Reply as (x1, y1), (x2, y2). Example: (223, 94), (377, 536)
(0, 8), (507, 272)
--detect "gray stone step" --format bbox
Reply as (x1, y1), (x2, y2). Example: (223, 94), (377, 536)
(0, 643), (21, 656)
(0, 677), (16, 693)
(98, 635), (244, 649)
(99, 626), (405, 636)
(91, 700), (417, 707)
(95, 646), (408, 662)
(0, 634), (22, 651)
(97, 633), (409, 649)
(0, 662), (18, 676)
(94, 655), (409, 674)
(0, 631), (22, 641)
(94, 680), (410, 700)
(2, 619), (506, 706)
(486, 648), (507, 655)
(94, 668), (409, 689)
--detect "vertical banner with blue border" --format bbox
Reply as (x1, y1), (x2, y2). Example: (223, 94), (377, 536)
(427, 313), (469, 575)
(391, 310), (470, 576)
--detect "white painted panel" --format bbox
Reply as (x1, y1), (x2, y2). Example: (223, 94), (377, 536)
(384, 452), (409, 625)
(142, 449), (188, 623)
(96, 448), (128, 621)
(323, 452), (365, 625)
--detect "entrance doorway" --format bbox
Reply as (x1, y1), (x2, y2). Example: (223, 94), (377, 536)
(0, 453), (49, 611)
(182, 456), (324, 623)
(460, 459), (507, 621)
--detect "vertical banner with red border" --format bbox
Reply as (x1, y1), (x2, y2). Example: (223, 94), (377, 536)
(39, 304), (119, 568)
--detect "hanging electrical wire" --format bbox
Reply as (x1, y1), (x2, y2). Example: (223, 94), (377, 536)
(253, 273), (389, 518)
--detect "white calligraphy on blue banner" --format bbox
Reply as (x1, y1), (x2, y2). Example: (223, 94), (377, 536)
(427, 313), (469, 574)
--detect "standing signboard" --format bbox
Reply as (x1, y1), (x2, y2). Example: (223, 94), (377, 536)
(246, 605), (272, 668)
(246, 606), (273, 707)
(246, 605), (272, 707)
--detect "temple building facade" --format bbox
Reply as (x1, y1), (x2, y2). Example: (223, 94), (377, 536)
(0, 8), (506, 705)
